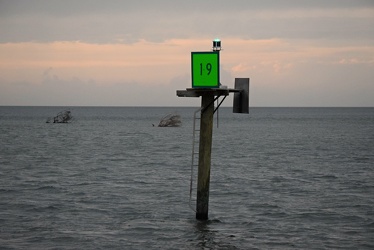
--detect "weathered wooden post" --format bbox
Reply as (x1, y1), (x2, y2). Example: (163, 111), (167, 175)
(196, 92), (214, 220)
(177, 39), (249, 220)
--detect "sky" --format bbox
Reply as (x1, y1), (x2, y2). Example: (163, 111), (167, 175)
(0, 0), (373, 107)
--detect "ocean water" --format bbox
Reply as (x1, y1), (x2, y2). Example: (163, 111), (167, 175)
(0, 106), (373, 249)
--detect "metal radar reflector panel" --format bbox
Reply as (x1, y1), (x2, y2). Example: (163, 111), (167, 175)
(191, 51), (220, 88)
(233, 78), (250, 114)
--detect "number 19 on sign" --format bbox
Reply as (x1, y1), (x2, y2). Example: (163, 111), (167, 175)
(200, 63), (212, 75)
(191, 51), (220, 88)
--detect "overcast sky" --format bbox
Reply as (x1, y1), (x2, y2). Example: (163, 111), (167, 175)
(0, 0), (373, 106)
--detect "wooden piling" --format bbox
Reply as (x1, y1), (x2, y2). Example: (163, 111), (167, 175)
(196, 92), (214, 220)
(177, 88), (234, 220)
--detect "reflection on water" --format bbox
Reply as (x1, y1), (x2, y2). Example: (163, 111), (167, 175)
(193, 219), (239, 250)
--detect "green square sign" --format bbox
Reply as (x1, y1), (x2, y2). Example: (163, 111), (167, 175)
(191, 51), (220, 88)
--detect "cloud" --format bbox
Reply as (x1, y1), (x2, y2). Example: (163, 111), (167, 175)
(1, 37), (373, 106)
(0, 0), (373, 106)
(1, 1), (373, 43)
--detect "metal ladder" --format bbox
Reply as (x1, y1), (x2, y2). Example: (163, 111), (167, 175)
(189, 107), (203, 212)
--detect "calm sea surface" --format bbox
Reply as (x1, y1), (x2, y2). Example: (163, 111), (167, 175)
(0, 107), (373, 249)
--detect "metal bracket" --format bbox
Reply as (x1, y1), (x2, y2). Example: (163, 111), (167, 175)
(201, 94), (226, 114)
(214, 95), (227, 114)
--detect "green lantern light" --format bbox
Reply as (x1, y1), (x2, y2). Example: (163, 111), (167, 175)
(213, 38), (221, 51)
